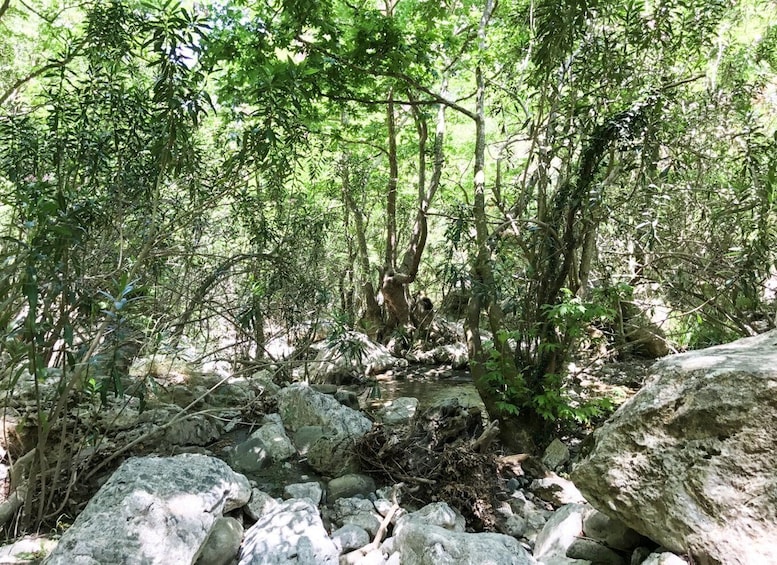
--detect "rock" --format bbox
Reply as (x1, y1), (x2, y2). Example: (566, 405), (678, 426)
(0, 535), (58, 563)
(195, 517), (243, 565)
(306, 432), (362, 477)
(250, 370), (281, 397)
(507, 491), (551, 545)
(494, 502), (527, 538)
(291, 426), (326, 455)
(238, 498), (338, 565)
(330, 497), (382, 537)
(327, 474), (377, 501)
(582, 509), (641, 552)
(244, 488), (279, 521)
(335, 390), (360, 410)
(137, 408), (222, 447)
(533, 503), (589, 564)
(229, 438), (273, 473)
(640, 552), (687, 565)
(277, 383), (372, 437)
(566, 538), (625, 565)
(45, 454), (250, 565)
(393, 505), (535, 565)
(332, 524), (371, 553)
(283, 482), (323, 505)
(572, 330), (777, 565)
(231, 420), (295, 472)
(408, 502), (465, 532)
(530, 473), (586, 506)
(309, 332), (406, 383)
(541, 439), (570, 471)
(376, 397), (419, 426)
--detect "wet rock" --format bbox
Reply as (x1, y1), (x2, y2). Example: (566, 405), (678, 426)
(573, 330), (777, 565)
(376, 397), (419, 426)
(327, 473), (376, 501)
(45, 454), (250, 565)
(238, 498), (338, 565)
(195, 517), (243, 565)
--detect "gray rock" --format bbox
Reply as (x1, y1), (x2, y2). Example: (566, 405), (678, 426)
(530, 473), (586, 506)
(195, 517), (244, 565)
(0, 535), (58, 563)
(376, 397), (419, 426)
(639, 552), (686, 565)
(244, 488), (279, 521)
(331, 497), (383, 537)
(533, 503), (589, 564)
(229, 437), (273, 473)
(408, 502), (465, 532)
(138, 408), (222, 447)
(572, 329), (777, 565)
(582, 509), (641, 551)
(332, 524), (371, 552)
(250, 370), (281, 397)
(306, 433), (361, 477)
(566, 538), (625, 565)
(45, 454), (250, 565)
(393, 508), (535, 565)
(508, 491), (551, 544)
(327, 474), (376, 501)
(249, 421), (296, 462)
(494, 502), (527, 539)
(334, 390), (360, 410)
(283, 482), (323, 505)
(238, 498), (338, 565)
(277, 384), (372, 436)
(291, 426), (326, 455)
(310, 332), (406, 383)
(541, 439), (570, 471)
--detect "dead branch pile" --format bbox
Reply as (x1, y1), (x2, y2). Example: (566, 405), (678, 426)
(355, 400), (502, 530)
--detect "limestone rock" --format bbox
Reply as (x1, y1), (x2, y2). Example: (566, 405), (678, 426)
(45, 454), (250, 565)
(195, 517), (243, 565)
(376, 397), (419, 426)
(277, 384), (372, 437)
(306, 433), (362, 477)
(238, 498), (338, 565)
(332, 524), (370, 553)
(309, 332), (406, 383)
(283, 482), (323, 505)
(572, 329), (777, 565)
(530, 473), (586, 506)
(327, 473), (376, 501)
(230, 420), (296, 473)
(566, 538), (625, 565)
(533, 503), (589, 565)
(640, 552), (687, 565)
(393, 503), (535, 565)
(582, 509), (641, 552)
(541, 439), (570, 471)
(244, 488), (279, 521)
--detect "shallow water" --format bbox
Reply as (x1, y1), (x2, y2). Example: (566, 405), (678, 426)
(365, 367), (484, 413)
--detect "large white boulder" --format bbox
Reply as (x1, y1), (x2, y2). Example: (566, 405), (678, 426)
(44, 454), (250, 565)
(573, 330), (777, 565)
